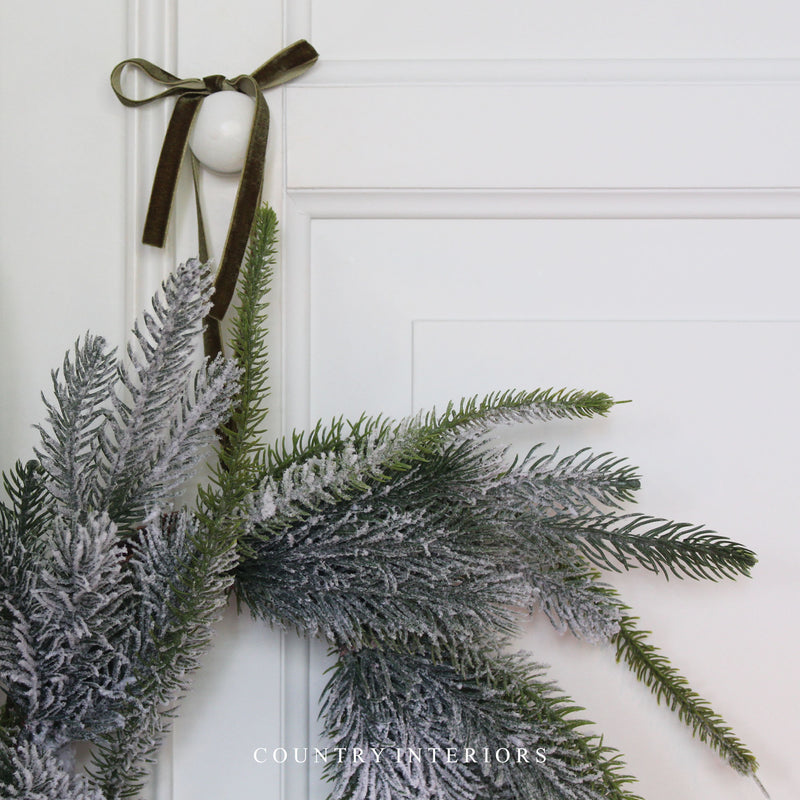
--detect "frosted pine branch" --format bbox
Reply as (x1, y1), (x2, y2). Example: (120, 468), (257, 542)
(505, 446), (641, 513)
(322, 648), (642, 800)
(90, 512), (237, 799)
(0, 514), (134, 749)
(527, 568), (622, 644)
(97, 259), (218, 525)
(1, 740), (105, 800)
(424, 388), (617, 433)
(240, 438), (525, 662)
(35, 336), (116, 518)
(136, 356), (241, 525)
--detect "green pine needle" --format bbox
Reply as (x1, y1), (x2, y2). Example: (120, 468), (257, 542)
(426, 388), (617, 431)
(1, 460), (49, 545)
(198, 205), (276, 540)
(493, 654), (645, 800)
(613, 616), (758, 776)
(262, 388), (618, 489)
(542, 513), (758, 581)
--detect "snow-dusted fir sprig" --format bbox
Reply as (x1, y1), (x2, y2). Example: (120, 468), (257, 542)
(2, 258), (241, 800)
(322, 647), (643, 800)
(261, 388), (620, 497)
(198, 208), (277, 532)
(97, 259), (221, 523)
(613, 616), (759, 777)
(534, 513), (758, 581)
(89, 512), (238, 800)
(1, 739), (105, 800)
(505, 445), (642, 514)
(36, 259), (240, 530)
(226, 206), (763, 800)
(1, 513), (134, 749)
(35, 336), (117, 519)
(246, 389), (625, 548)
(238, 436), (529, 663)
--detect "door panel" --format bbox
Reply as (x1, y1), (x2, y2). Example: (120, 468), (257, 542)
(288, 84), (800, 189)
(309, 0), (800, 60)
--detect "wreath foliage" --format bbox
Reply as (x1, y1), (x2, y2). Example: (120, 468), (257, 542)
(0, 206), (763, 800)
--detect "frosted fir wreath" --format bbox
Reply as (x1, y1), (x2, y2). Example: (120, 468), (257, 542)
(0, 206), (768, 800)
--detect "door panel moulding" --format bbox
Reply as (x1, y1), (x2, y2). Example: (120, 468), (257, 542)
(124, 0), (179, 324)
(285, 188), (800, 220)
(295, 58), (800, 87)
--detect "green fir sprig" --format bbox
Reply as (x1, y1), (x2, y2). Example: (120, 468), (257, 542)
(538, 513), (758, 580)
(613, 616), (758, 776)
(197, 205), (277, 553)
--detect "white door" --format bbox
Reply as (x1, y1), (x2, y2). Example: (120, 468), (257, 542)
(2, 3), (798, 800)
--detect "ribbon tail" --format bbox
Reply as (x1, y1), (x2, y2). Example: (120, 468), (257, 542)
(143, 93), (204, 248)
(250, 40), (319, 89)
(190, 152), (210, 263)
(209, 80), (269, 322)
(204, 316), (224, 360)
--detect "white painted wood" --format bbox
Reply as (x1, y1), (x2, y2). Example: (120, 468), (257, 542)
(300, 58), (800, 86)
(287, 83), (800, 189)
(301, 217), (800, 421)
(0, 1), (128, 461)
(310, 0), (800, 60)
(287, 187), (800, 218)
(123, 0), (179, 328)
(168, 5), (289, 800)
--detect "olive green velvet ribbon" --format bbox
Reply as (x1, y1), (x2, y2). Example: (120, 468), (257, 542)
(110, 40), (318, 356)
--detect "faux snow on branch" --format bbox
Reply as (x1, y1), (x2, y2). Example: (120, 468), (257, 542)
(1, 261), (240, 800)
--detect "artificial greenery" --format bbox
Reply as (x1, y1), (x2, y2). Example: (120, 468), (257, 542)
(0, 261), (240, 799)
(0, 205), (763, 800)
(229, 208), (762, 800)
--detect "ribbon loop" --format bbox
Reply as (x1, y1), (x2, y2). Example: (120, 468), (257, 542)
(111, 41), (319, 356)
(111, 58), (206, 106)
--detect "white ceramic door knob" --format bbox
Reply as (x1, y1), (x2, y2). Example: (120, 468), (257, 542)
(189, 91), (255, 174)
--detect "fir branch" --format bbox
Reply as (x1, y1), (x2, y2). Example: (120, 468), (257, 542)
(424, 388), (617, 433)
(322, 647), (642, 800)
(239, 438), (525, 664)
(613, 616), (758, 775)
(225, 204), (276, 463)
(249, 416), (427, 540)
(139, 355), (241, 524)
(261, 414), (417, 487)
(262, 389), (618, 491)
(0, 514), (134, 750)
(0, 462), (49, 605)
(508, 446), (641, 513)
(198, 204), (277, 544)
(526, 567), (622, 645)
(90, 512), (237, 799)
(491, 653), (643, 800)
(35, 335), (117, 518)
(1, 461), (50, 545)
(97, 259), (217, 526)
(539, 513), (758, 581)
(0, 739), (105, 800)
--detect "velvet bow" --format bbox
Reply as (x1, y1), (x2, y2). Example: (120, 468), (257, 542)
(111, 40), (318, 356)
